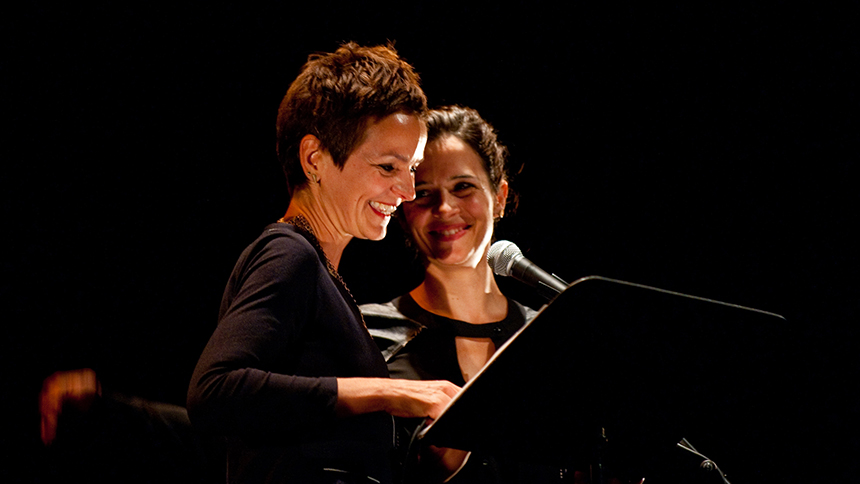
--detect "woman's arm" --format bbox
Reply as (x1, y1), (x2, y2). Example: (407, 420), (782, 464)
(187, 236), (340, 437)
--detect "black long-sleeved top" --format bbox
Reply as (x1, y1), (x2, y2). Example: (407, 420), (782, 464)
(188, 223), (393, 484)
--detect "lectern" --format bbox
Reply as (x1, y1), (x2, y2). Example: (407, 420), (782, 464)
(417, 276), (799, 482)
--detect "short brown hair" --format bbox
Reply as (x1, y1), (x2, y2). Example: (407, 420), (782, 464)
(275, 42), (427, 195)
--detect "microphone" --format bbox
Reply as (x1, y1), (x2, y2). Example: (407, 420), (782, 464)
(487, 240), (569, 300)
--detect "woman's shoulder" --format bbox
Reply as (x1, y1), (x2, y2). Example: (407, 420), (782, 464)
(238, 223), (319, 261)
(360, 298), (425, 361)
(229, 223), (324, 284)
(360, 298), (424, 332)
(258, 222), (315, 248)
(508, 297), (542, 324)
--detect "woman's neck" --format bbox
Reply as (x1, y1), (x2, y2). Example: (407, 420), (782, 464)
(283, 193), (352, 269)
(410, 262), (508, 323)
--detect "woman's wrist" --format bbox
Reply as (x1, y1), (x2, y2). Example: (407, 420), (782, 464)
(334, 377), (386, 417)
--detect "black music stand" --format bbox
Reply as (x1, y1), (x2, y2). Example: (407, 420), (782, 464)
(417, 276), (800, 482)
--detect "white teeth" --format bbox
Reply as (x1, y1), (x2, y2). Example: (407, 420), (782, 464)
(370, 201), (396, 216)
(439, 228), (463, 236)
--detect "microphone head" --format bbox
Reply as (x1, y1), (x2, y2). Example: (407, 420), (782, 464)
(487, 240), (523, 277)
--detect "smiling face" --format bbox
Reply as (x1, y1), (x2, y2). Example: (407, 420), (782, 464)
(402, 134), (508, 268)
(318, 112), (426, 241)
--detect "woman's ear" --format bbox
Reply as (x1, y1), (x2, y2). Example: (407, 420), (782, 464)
(494, 180), (509, 219)
(299, 134), (323, 184)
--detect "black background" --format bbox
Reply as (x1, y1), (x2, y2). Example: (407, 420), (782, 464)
(3, 2), (857, 482)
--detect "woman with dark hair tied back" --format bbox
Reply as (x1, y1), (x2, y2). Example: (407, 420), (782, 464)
(362, 106), (566, 483)
(187, 43), (464, 484)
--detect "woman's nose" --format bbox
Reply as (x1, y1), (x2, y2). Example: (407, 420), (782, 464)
(433, 190), (457, 216)
(392, 170), (416, 201)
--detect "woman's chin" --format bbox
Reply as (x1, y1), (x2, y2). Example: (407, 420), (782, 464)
(429, 249), (482, 268)
(364, 224), (389, 241)
(368, 230), (387, 241)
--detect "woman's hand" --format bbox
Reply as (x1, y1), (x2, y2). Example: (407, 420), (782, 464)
(335, 377), (460, 420)
(39, 368), (101, 445)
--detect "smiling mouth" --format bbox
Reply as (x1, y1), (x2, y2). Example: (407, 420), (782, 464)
(430, 225), (469, 239)
(370, 201), (397, 216)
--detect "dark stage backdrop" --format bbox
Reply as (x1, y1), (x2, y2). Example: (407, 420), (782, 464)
(3, 3), (857, 483)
